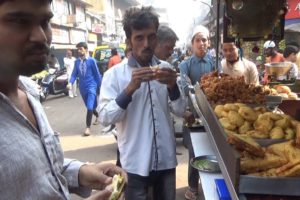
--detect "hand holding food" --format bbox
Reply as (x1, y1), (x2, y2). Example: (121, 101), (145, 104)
(108, 174), (125, 200)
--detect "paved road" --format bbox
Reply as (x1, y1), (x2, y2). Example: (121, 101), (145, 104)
(43, 93), (196, 200)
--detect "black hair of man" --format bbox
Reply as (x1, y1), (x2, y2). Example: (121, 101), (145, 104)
(122, 6), (159, 39)
(76, 42), (88, 50)
(283, 45), (299, 58)
(157, 25), (178, 43)
(111, 48), (118, 56)
(0, 0), (52, 4)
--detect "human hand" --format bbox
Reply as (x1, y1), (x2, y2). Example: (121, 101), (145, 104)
(125, 67), (155, 96)
(78, 162), (127, 191)
(85, 190), (111, 200)
(154, 68), (177, 89)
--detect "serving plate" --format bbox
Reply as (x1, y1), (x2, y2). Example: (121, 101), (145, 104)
(190, 155), (221, 173)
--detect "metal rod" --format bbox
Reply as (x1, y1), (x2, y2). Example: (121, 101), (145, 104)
(215, 0), (221, 72)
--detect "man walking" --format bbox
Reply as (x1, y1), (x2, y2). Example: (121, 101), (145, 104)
(69, 42), (102, 136)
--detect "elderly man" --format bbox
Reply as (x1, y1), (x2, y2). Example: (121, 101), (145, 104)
(221, 42), (259, 85)
(154, 25), (179, 61)
(0, 0), (126, 199)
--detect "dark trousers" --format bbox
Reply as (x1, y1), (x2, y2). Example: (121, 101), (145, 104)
(125, 169), (176, 200)
(183, 126), (205, 189)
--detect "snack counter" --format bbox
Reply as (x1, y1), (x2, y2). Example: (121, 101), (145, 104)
(190, 83), (300, 200)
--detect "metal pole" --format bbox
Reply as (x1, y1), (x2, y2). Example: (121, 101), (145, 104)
(215, 0), (220, 72)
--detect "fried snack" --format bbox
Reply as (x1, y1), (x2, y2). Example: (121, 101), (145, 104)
(277, 162), (300, 177)
(288, 92), (298, 100)
(109, 174), (125, 200)
(285, 128), (295, 140)
(275, 160), (300, 175)
(228, 110), (244, 127)
(219, 117), (236, 131)
(253, 117), (273, 134)
(227, 133), (265, 157)
(224, 129), (238, 135)
(274, 85), (291, 94)
(295, 122), (300, 147)
(214, 105), (225, 118)
(275, 117), (290, 129)
(254, 107), (268, 115)
(262, 112), (283, 121)
(239, 121), (252, 135)
(238, 106), (258, 122)
(270, 126), (285, 139)
(234, 103), (247, 108)
(249, 168), (278, 177)
(223, 103), (239, 112)
(246, 130), (269, 139)
(241, 153), (287, 174)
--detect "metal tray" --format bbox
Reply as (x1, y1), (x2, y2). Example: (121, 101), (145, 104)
(193, 83), (300, 198)
(190, 155), (221, 173)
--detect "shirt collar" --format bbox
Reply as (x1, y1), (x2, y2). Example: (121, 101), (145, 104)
(128, 54), (161, 68)
(192, 54), (210, 63)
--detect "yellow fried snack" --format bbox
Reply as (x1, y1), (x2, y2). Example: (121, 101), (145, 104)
(253, 117), (273, 134)
(109, 174), (125, 200)
(246, 130), (269, 139)
(223, 103), (239, 112)
(270, 126), (285, 139)
(238, 106), (258, 122)
(227, 133), (265, 157)
(275, 117), (290, 129)
(214, 105), (225, 118)
(224, 129), (238, 135)
(234, 103), (247, 108)
(219, 117), (236, 131)
(254, 107), (268, 115)
(228, 110), (245, 127)
(285, 128), (295, 140)
(262, 112), (283, 121)
(241, 153), (287, 174)
(239, 121), (252, 135)
(295, 122), (300, 147)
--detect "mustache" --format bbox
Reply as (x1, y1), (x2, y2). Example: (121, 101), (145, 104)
(142, 48), (153, 54)
(25, 43), (50, 55)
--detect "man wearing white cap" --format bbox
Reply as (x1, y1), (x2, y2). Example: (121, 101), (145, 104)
(263, 40), (284, 83)
(179, 25), (215, 200)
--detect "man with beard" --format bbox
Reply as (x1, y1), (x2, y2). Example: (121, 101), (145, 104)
(98, 6), (186, 200)
(179, 25), (215, 200)
(69, 42), (102, 136)
(221, 42), (259, 85)
(0, 0), (126, 199)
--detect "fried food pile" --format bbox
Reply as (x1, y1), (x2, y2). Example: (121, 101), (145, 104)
(215, 103), (298, 140)
(274, 85), (298, 100)
(200, 71), (277, 105)
(228, 133), (300, 177)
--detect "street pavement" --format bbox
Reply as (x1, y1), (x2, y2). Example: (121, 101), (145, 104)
(42, 93), (202, 200)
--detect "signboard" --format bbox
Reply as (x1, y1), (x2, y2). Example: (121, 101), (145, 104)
(70, 29), (86, 44)
(286, 0), (300, 19)
(51, 27), (69, 43)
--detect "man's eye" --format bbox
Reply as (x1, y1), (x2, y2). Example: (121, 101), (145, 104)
(11, 18), (30, 25)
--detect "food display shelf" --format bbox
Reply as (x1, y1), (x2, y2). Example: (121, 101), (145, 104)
(192, 83), (300, 198)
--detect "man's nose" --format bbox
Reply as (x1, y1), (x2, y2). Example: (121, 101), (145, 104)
(29, 26), (48, 43)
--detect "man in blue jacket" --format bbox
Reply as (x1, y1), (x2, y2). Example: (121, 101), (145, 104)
(69, 42), (102, 136)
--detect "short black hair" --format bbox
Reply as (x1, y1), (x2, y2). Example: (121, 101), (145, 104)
(283, 45), (299, 58)
(157, 25), (178, 43)
(122, 6), (159, 39)
(76, 42), (88, 49)
(111, 48), (118, 56)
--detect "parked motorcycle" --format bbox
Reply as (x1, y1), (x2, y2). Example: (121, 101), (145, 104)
(40, 68), (69, 102)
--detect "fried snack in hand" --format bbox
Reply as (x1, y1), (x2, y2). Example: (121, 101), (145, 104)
(227, 133), (265, 157)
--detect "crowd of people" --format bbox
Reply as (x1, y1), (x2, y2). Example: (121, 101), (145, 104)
(1, 1), (300, 200)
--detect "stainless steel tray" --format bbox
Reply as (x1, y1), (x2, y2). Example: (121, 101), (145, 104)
(190, 155), (221, 173)
(193, 83), (300, 198)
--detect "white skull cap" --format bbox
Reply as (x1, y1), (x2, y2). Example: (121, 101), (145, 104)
(192, 25), (209, 40)
(263, 40), (276, 49)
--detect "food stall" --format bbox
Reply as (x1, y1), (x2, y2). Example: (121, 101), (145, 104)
(188, 0), (300, 199)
